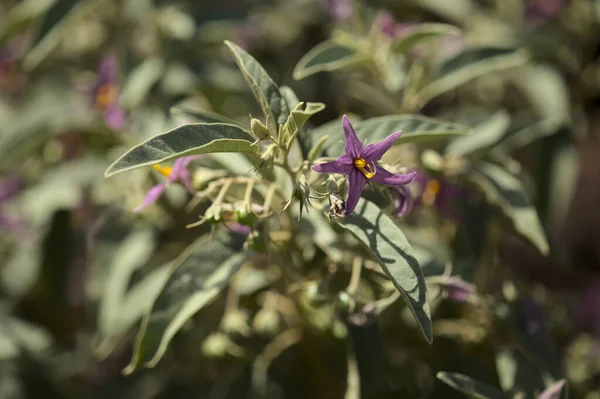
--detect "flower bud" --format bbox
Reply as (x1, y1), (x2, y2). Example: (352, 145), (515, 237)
(201, 332), (233, 358)
(221, 309), (252, 337)
(234, 206), (256, 226)
(252, 309), (281, 336)
(250, 118), (271, 140)
(282, 174), (312, 221)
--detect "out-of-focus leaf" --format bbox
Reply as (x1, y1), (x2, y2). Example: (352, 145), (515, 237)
(0, 242), (40, 300)
(97, 230), (155, 340)
(344, 340), (360, 399)
(224, 40), (290, 126)
(419, 47), (528, 104)
(123, 232), (247, 372)
(437, 372), (510, 399)
(392, 23), (462, 54)
(119, 57), (166, 109)
(495, 346), (547, 397)
(170, 106), (241, 126)
(338, 199), (432, 343)
(446, 110), (511, 157)
(0, 310), (52, 360)
(413, 0), (474, 24)
(24, 0), (102, 69)
(0, 0), (56, 47)
(293, 41), (369, 80)
(104, 123), (256, 177)
(539, 379), (567, 399)
(316, 115), (471, 157)
(282, 102), (326, 148)
(469, 162), (549, 255)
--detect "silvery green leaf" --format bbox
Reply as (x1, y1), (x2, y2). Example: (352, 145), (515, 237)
(224, 40), (290, 126)
(419, 47), (529, 105)
(282, 102), (326, 148)
(315, 115), (471, 158)
(469, 162), (549, 255)
(124, 232), (247, 373)
(170, 105), (241, 126)
(119, 56), (166, 109)
(392, 23), (462, 54)
(338, 199), (432, 343)
(437, 372), (510, 399)
(293, 41), (369, 80)
(445, 110), (511, 157)
(104, 123), (256, 177)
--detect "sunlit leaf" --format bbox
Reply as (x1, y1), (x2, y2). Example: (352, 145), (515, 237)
(445, 110), (511, 157)
(104, 123), (256, 177)
(419, 47), (528, 104)
(224, 40), (290, 126)
(469, 162), (549, 255)
(315, 115), (471, 157)
(392, 23), (462, 54)
(293, 41), (369, 80)
(124, 232), (247, 373)
(437, 372), (510, 399)
(338, 199), (432, 343)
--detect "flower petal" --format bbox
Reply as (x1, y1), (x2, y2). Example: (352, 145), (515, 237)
(342, 115), (363, 159)
(170, 155), (203, 182)
(312, 154), (353, 174)
(345, 169), (368, 215)
(133, 182), (168, 213)
(104, 105), (126, 130)
(370, 165), (416, 186)
(391, 185), (413, 217)
(362, 131), (401, 161)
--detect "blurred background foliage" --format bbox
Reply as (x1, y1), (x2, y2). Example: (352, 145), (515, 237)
(1, 0), (600, 398)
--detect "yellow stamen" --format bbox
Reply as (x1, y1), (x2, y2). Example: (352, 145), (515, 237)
(95, 84), (117, 111)
(423, 179), (441, 206)
(152, 164), (172, 178)
(353, 158), (376, 179)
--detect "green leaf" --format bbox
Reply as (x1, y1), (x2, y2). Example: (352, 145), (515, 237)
(445, 110), (511, 157)
(315, 115), (471, 158)
(224, 40), (290, 126)
(104, 123), (256, 177)
(124, 232), (247, 373)
(419, 47), (528, 104)
(338, 199), (432, 343)
(392, 23), (462, 54)
(119, 56), (166, 109)
(293, 41), (369, 80)
(437, 372), (510, 399)
(469, 162), (549, 255)
(170, 105), (241, 126)
(282, 102), (326, 148)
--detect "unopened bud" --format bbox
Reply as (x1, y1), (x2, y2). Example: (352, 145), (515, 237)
(252, 309), (281, 336)
(201, 332), (232, 358)
(221, 309), (252, 337)
(250, 118), (271, 140)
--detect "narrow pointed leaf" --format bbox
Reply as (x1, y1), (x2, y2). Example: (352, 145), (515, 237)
(437, 372), (510, 399)
(469, 162), (549, 255)
(315, 115), (471, 157)
(392, 23), (462, 54)
(224, 40), (290, 126)
(124, 232), (247, 373)
(419, 47), (528, 104)
(293, 41), (369, 80)
(446, 110), (511, 157)
(280, 85), (312, 159)
(282, 102), (326, 148)
(104, 123), (256, 177)
(338, 199), (432, 343)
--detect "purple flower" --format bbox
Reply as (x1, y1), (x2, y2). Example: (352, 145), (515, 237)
(324, 0), (352, 21)
(92, 56), (125, 130)
(312, 116), (416, 215)
(376, 11), (417, 40)
(413, 171), (465, 219)
(134, 155), (203, 213)
(390, 185), (414, 217)
(538, 379), (566, 399)
(443, 277), (476, 302)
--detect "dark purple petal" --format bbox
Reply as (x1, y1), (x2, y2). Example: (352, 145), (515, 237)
(390, 185), (413, 217)
(362, 131), (401, 162)
(133, 182), (168, 213)
(342, 115), (363, 159)
(444, 278), (475, 302)
(370, 166), (416, 186)
(312, 154), (353, 175)
(0, 176), (21, 203)
(538, 379), (566, 399)
(345, 169), (368, 215)
(104, 105), (126, 130)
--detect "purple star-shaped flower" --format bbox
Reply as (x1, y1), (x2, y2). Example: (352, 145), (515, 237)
(134, 155), (202, 213)
(312, 115), (416, 215)
(92, 55), (126, 130)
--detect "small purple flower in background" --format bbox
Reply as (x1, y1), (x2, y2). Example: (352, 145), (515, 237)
(390, 185), (414, 217)
(324, 0), (352, 21)
(232, 19), (262, 50)
(525, 0), (565, 22)
(0, 176), (26, 231)
(413, 171), (465, 219)
(92, 55), (126, 130)
(537, 379), (566, 399)
(312, 115), (416, 215)
(442, 277), (476, 302)
(376, 10), (417, 40)
(134, 155), (203, 213)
